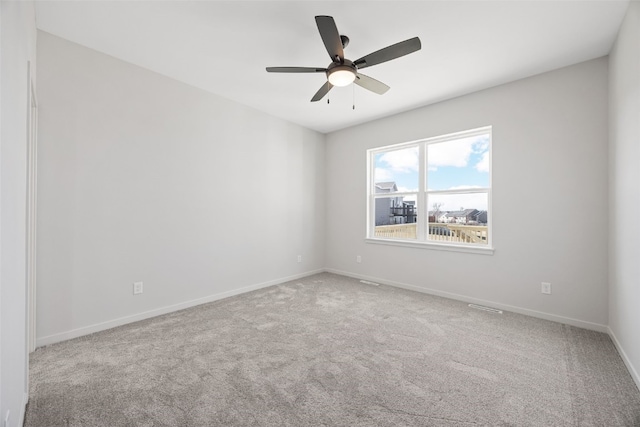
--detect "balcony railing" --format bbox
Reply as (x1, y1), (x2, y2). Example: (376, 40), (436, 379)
(374, 223), (488, 244)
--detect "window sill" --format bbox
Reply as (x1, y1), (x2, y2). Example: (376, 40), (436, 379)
(365, 238), (495, 255)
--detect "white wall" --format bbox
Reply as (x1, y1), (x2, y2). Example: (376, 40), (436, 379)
(326, 58), (609, 330)
(0, 2), (37, 426)
(609, 1), (640, 388)
(36, 32), (325, 345)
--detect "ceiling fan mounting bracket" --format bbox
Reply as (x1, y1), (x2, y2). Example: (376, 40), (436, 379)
(340, 35), (350, 49)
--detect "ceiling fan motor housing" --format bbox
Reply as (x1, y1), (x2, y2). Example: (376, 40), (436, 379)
(327, 59), (357, 86)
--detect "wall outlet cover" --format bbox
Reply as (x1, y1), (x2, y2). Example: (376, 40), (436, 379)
(133, 281), (143, 295)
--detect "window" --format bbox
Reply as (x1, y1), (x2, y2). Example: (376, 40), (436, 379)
(367, 127), (492, 251)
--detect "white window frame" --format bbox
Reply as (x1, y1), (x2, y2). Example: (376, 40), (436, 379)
(366, 126), (493, 255)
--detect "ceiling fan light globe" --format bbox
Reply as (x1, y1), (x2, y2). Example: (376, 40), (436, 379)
(328, 68), (356, 87)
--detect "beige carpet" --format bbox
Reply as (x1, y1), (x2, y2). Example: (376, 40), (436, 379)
(26, 273), (640, 426)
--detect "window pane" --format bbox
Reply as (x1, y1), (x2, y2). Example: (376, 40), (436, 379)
(427, 134), (489, 191)
(373, 196), (418, 239)
(428, 193), (488, 245)
(368, 127), (491, 247)
(374, 146), (419, 193)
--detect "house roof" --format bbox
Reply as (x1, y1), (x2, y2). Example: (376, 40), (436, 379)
(375, 182), (398, 192)
(446, 209), (478, 217)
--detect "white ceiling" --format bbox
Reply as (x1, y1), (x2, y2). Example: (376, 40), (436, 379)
(34, 0), (629, 134)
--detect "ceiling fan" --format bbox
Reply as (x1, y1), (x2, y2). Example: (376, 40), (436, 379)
(266, 16), (421, 102)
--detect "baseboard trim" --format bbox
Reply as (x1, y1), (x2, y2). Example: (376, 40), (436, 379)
(36, 269), (324, 347)
(325, 268), (609, 333)
(608, 327), (640, 391)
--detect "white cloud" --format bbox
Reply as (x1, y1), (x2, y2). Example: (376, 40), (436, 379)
(472, 135), (490, 153)
(377, 146), (419, 173)
(475, 151), (489, 173)
(374, 167), (393, 182)
(397, 186), (419, 195)
(428, 135), (490, 172)
(447, 185), (481, 190)
(428, 136), (475, 169)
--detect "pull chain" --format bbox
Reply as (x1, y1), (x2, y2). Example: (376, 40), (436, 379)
(327, 81), (330, 104)
(352, 83), (356, 110)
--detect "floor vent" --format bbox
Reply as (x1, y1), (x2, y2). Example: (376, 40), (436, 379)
(360, 280), (380, 286)
(468, 304), (503, 314)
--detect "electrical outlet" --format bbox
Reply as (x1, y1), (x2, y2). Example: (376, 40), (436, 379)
(297, 255), (302, 263)
(356, 255), (362, 263)
(541, 282), (551, 295)
(133, 281), (143, 295)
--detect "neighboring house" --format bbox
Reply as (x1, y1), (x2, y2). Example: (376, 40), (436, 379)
(428, 210), (444, 223)
(396, 200), (417, 224)
(444, 209), (479, 224)
(375, 182), (398, 194)
(374, 182), (406, 226)
(427, 211), (451, 223)
(472, 210), (488, 224)
(429, 209), (487, 224)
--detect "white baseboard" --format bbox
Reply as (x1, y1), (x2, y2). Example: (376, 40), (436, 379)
(608, 327), (640, 391)
(36, 269), (324, 347)
(325, 268), (609, 333)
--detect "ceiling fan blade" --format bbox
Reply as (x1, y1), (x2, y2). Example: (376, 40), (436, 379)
(315, 16), (344, 61)
(353, 37), (421, 70)
(354, 73), (390, 95)
(311, 81), (334, 102)
(266, 67), (327, 73)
